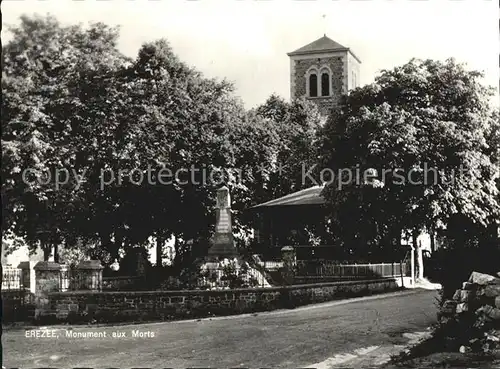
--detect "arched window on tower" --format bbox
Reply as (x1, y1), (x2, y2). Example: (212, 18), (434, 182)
(321, 72), (330, 96)
(309, 74), (318, 97)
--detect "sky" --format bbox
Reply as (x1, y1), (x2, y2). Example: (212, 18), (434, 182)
(3, 0), (499, 109)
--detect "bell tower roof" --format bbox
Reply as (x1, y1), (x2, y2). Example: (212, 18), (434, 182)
(287, 35), (361, 63)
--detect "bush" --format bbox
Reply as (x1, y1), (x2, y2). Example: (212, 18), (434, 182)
(200, 259), (260, 289)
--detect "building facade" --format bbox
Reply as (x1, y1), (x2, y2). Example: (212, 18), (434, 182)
(288, 35), (361, 116)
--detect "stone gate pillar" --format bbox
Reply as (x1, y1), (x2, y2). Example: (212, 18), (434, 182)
(281, 246), (296, 285)
(18, 261), (36, 293)
(34, 261), (61, 316)
(75, 260), (103, 291)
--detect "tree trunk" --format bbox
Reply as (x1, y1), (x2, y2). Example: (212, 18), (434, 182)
(413, 229), (424, 281)
(173, 235), (181, 268)
(430, 229), (436, 253)
(396, 228), (402, 252)
(411, 229), (418, 252)
(156, 236), (163, 268)
(53, 243), (59, 263)
(391, 225), (402, 255)
(42, 242), (51, 261)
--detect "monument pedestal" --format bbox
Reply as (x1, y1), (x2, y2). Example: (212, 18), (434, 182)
(208, 233), (238, 260)
(207, 186), (238, 260)
(201, 186), (240, 288)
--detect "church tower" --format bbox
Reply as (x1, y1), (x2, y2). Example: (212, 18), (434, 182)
(287, 35), (361, 116)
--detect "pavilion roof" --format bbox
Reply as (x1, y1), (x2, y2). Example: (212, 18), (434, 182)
(251, 185), (325, 208)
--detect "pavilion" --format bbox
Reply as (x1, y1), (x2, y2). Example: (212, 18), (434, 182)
(248, 185), (341, 260)
(248, 184), (428, 263)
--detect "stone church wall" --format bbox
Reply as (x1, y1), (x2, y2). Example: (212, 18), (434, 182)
(292, 55), (345, 115)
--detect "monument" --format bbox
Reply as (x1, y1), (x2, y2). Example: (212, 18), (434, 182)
(207, 186), (238, 259)
(200, 186), (271, 289)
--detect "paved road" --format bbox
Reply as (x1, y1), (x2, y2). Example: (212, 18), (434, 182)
(3, 290), (437, 368)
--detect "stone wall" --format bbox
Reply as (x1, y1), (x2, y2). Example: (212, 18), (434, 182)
(102, 276), (146, 291)
(438, 271), (500, 355)
(347, 53), (361, 91)
(292, 56), (345, 115)
(440, 272), (500, 320)
(2, 289), (35, 322)
(39, 278), (399, 324)
(294, 275), (381, 284)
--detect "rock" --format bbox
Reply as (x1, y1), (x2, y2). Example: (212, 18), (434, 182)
(492, 349), (500, 359)
(462, 282), (476, 290)
(488, 308), (500, 321)
(459, 345), (470, 353)
(483, 285), (500, 298)
(468, 338), (480, 348)
(477, 305), (500, 321)
(441, 300), (457, 315)
(460, 290), (474, 302)
(438, 315), (452, 325)
(485, 332), (500, 342)
(469, 272), (500, 286)
(476, 306), (487, 315)
(496, 296), (500, 309)
(456, 302), (468, 313)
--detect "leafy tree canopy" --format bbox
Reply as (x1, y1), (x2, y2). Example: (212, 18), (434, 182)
(319, 58), (499, 249)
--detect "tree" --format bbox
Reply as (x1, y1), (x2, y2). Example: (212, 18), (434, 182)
(255, 95), (323, 197)
(121, 39), (252, 266)
(3, 16), (257, 267)
(319, 58), (500, 276)
(2, 14), (130, 260)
